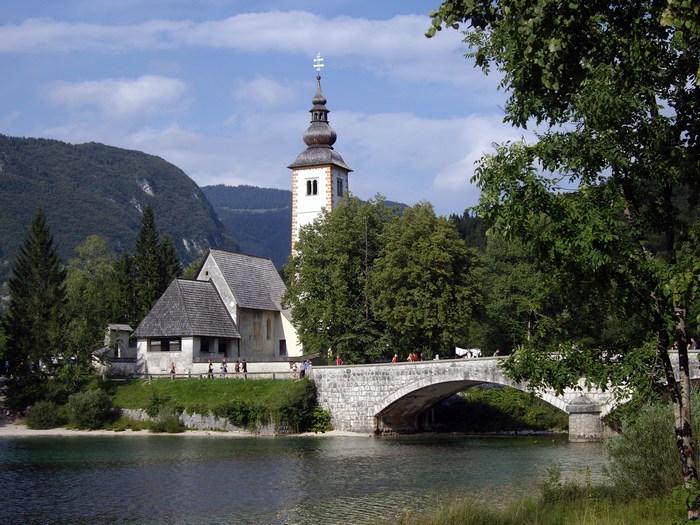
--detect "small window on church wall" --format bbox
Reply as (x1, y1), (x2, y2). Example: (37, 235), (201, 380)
(266, 317), (272, 340)
(337, 179), (344, 197)
(306, 179), (318, 196)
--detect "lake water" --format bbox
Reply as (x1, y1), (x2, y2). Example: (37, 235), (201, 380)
(0, 433), (606, 525)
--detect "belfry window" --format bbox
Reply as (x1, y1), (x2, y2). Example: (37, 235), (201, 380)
(306, 179), (318, 196)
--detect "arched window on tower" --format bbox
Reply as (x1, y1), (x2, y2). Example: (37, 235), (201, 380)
(306, 179), (318, 196)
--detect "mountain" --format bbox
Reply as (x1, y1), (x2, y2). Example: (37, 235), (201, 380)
(0, 134), (238, 285)
(201, 184), (292, 269)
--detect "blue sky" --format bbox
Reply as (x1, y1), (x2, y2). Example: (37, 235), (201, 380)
(0, 0), (527, 216)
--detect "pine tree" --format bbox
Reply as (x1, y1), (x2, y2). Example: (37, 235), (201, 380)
(159, 234), (182, 290)
(1, 207), (67, 411)
(133, 205), (163, 322)
(132, 206), (182, 323)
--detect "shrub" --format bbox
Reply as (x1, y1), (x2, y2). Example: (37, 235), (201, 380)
(307, 406), (333, 433)
(213, 400), (267, 429)
(605, 391), (700, 499)
(149, 407), (184, 433)
(66, 389), (114, 430)
(26, 400), (66, 429)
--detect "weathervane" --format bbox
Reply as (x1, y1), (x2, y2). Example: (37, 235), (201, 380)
(313, 52), (324, 77)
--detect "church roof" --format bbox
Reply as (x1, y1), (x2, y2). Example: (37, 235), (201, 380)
(207, 249), (288, 312)
(288, 74), (352, 172)
(134, 279), (240, 339)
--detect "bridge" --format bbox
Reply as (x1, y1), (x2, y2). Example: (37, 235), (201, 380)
(310, 351), (700, 442)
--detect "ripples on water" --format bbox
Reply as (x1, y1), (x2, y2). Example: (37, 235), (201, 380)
(0, 433), (605, 525)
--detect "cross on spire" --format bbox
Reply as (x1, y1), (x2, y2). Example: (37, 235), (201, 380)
(313, 52), (324, 76)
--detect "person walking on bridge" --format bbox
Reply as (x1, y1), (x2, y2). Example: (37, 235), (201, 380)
(336, 355), (343, 366)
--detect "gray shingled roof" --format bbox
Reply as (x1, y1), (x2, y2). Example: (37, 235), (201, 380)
(134, 279), (240, 339)
(208, 250), (287, 311)
(288, 147), (352, 171)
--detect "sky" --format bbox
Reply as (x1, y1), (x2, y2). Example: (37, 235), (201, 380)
(0, 0), (529, 217)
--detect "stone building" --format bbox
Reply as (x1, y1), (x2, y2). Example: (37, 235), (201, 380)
(133, 249), (301, 375)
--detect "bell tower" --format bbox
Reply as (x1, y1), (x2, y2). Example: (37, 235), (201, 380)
(288, 53), (352, 254)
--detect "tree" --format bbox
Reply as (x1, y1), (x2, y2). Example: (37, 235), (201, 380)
(371, 202), (481, 358)
(479, 233), (554, 352)
(62, 235), (120, 394)
(1, 207), (67, 411)
(283, 196), (394, 363)
(133, 205), (162, 321)
(428, 1), (700, 517)
(132, 206), (181, 324)
(159, 234), (183, 288)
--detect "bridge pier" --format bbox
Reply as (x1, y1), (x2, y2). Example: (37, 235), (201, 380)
(566, 395), (605, 442)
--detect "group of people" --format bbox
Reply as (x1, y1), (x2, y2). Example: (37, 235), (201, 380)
(289, 358), (313, 379)
(206, 359), (247, 378)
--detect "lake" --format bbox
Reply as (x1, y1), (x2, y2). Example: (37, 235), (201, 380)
(0, 433), (606, 525)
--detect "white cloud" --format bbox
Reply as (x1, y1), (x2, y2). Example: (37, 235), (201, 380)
(44, 75), (189, 119)
(233, 76), (299, 109)
(0, 12), (472, 86)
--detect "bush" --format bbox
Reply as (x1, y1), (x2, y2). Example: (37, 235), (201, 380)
(66, 389), (114, 430)
(213, 400), (268, 429)
(307, 406), (333, 433)
(605, 391), (700, 499)
(26, 400), (67, 429)
(149, 407), (184, 433)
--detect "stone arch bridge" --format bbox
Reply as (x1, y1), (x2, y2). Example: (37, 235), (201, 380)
(310, 352), (700, 442)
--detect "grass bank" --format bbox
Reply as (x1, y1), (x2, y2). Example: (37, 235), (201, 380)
(109, 377), (331, 433)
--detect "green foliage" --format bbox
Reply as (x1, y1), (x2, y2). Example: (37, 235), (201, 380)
(25, 400), (67, 429)
(372, 202), (482, 357)
(449, 211), (487, 251)
(306, 406), (333, 433)
(284, 195), (396, 363)
(605, 392), (700, 500)
(285, 197), (481, 362)
(212, 400), (268, 429)
(2, 207), (68, 411)
(66, 389), (115, 430)
(149, 407), (184, 433)
(272, 379), (323, 432)
(427, 5), (700, 512)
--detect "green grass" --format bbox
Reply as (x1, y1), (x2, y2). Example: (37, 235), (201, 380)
(112, 377), (306, 411)
(393, 491), (682, 525)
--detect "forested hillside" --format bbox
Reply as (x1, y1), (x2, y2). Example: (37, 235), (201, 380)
(0, 134), (237, 286)
(202, 185), (292, 268)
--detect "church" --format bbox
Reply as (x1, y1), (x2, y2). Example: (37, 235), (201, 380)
(131, 54), (350, 376)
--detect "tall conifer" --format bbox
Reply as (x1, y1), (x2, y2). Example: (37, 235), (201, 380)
(2, 206), (67, 411)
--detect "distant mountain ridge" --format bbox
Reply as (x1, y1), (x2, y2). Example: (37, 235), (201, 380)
(201, 185), (292, 269)
(0, 134), (237, 286)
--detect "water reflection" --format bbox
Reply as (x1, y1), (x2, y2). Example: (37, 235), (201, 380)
(0, 434), (605, 525)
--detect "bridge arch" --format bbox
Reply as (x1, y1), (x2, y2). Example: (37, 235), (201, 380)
(371, 364), (569, 433)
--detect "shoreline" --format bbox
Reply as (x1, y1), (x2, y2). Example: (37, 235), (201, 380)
(0, 416), (368, 439)
(0, 417), (563, 440)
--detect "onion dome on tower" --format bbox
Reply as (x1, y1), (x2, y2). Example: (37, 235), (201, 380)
(288, 55), (351, 172)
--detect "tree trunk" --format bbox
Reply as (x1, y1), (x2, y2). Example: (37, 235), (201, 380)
(661, 309), (700, 520)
